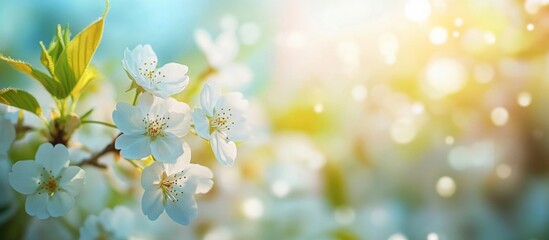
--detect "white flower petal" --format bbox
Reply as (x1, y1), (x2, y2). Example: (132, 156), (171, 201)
(137, 93), (156, 114)
(133, 44), (158, 69)
(165, 195), (197, 225)
(141, 161), (164, 191)
(225, 119), (250, 142)
(141, 189), (164, 221)
(192, 108), (211, 140)
(155, 75), (189, 98)
(164, 97), (190, 114)
(215, 92), (248, 114)
(9, 160), (41, 194)
(200, 81), (222, 117)
(47, 191), (74, 217)
(164, 142), (192, 176)
(112, 102), (146, 135)
(58, 166), (85, 197)
(35, 143), (69, 176)
(210, 131), (237, 166)
(157, 63), (188, 83)
(165, 112), (190, 137)
(150, 133), (183, 163)
(115, 134), (151, 160)
(25, 192), (50, 219)
(0, 119), (15, 153)
(124, 45), (158, 89)
(188, 164), (214, 194)
(122, 48), (137, 79)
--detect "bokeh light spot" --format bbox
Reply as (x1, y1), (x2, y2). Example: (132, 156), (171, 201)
(430, 27), (448, 45)
(242, 198), (264, 220)
(390, 118), (418, 144)
(517, 92), (532, 107)
(437, 176), (456, 198)
(352, 84), (368, 102)
(271, 180), (290, 198)
(496, 164), (512, 179)
(427, 233), (439, 240)
(445, 136), (455, 145)
(491, 107), (509, 126)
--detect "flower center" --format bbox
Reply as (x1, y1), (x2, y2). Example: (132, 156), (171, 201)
(211, 107), (235, 132)
(159, 171), (188, 203)
(38, 168), (60, 196)
(143, 113), (170, 140)
(138, 60), (166, 87)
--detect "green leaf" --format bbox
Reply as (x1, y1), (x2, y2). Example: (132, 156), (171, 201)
(54, 3), (108, 98)
(0, 55), (62, 98)
(0, 88), (42, 117)
(42, 24), (70, 65)
(71, 66), (98, 98)
(39, 41), (55, 76)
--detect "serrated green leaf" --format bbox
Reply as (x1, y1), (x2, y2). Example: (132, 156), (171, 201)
(42, 24), (68, 64)
(39, 41), (55, 76)
(56, 24), (67, 49)
(54, 4), (108, 98)
(0, 88), (42, 117)
(0, 55), (62, 98)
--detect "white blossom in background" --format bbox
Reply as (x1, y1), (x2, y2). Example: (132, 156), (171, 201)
(0, 105), (18, 223)
(195, 16), (252, 90)
(0, 104), (18, 124)
(0, 155), (17, 224)
(79, 206), (134, 240)
(0, 118), (15, 154)
(123, 44), (189, 98)
(141, 143), (213, 225)
(192, 81), (250, 166)
(112, 93), (191, 163)
(8, 143), (85, 219)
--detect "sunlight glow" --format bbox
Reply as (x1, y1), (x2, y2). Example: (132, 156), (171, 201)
(405, 0), (431, 22)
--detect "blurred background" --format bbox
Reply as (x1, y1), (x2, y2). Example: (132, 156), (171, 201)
(2, 0), (549, 239)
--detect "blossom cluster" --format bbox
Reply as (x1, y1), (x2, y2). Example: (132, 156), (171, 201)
(1, 6), (252, 237)
(114, 44), (250, 224)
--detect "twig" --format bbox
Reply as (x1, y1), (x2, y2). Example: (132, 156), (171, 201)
(80, 120), (117, 128)
(77, 134), (120, 169)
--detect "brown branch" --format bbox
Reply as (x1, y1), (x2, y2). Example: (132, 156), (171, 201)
(77, 134), (120, 169)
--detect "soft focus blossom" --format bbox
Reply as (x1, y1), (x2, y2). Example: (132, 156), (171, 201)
(9, 143), (85, 219)
(192, 81), (250, 165)
(195, 18), (252, 90)
(141, 143), (213, 225)
(122, 44), (189, 98)
(79, 206), (134, 240)
(0, 155), (18, 224)
(0, 118), (15, 154)
(113, 93), (191, 163)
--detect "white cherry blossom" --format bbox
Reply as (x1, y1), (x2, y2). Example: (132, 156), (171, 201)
(112, 93), (191, 163)
(123, 44), (189, 98)
(192, 81), (250, 166)
(8, 143), (85, 219)
(195, 18), (252, 90)
(141, 143), (213, 225)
